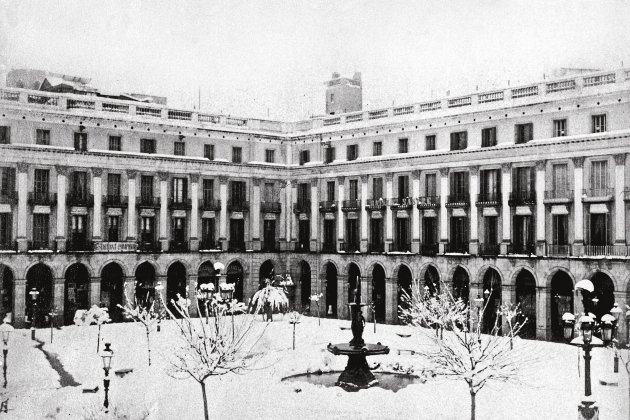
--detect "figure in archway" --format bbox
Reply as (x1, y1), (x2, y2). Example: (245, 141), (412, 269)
(482, 268), (502, 334)
(452, 267), (470, 306)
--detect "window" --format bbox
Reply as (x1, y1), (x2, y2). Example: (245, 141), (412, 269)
(347, 144), (358, 161)
(591, 160), (608, 194)
(0, 168), (15, 197)
(299, 150), (310, 165)
(204, 144), (214, 160)
(172, 178), (188, 203)
(33, 214), (49, 248)
(74, 132), (88, 151)
(230, 181), (246, 203)
(485, 216), (498, 245)
(107, 174), (121, 198)
(174, 141), (185, 156)
(201, 218), (215, 249)
(0, 213), (11, 247)
(140, 217), (154, 242)
(397, 176), (409, 198)
(481, 127), (497, 147)
(373, 142), (382, 156)
(265, 149), (275, 163)
(480, 170), (500, 196)
(36, 129), (50, 146)
(171, 217), (186, 243)
(263, 182), (275, 202)
(0, 127), (10, 144)
(108, 135), (121, 151)
(514, 166), (534, 197)
(202, 179), (214, 204)
(553, 119), (567, 137)
(140, 176), (153, 201)
(297, 183), (309, 207)
(327, 181), (335, 201)
(425, 135), (436, 151)
(425, 173), (436, 196)
(450, 131), (467, 150)
(398, 138), (408, 153)
(71, 171), (88, 199)
(324, 146), (335, 163)
(232, 147), (242, 163)
(141, 138), (156, 154)
(107, 216), (120, 242)
(450, 172), (469, 198)
(349, 179), (358, 201)
(592, 114), (607, 133)
(34, 169), (49, 195)
(372, 178), (383, 199)
(553, 215), (568, 246)
(552, 164), (568, 197)
(515, 123), (533, 144)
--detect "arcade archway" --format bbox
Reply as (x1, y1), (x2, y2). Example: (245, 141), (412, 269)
(226, 261), (244, 302)
(371, 264), (386, 323)
(515, 270), (536, 339)
(452, 267), (470, 305)
(26, 263), (54, 327)
(299, 261), (311, 311)
(397, 265), (413, 324)
(64, 263), (90, 325)
(166, 262), (187, 316)
(101, 262), (124, 322)
(135, 262), (156, 309)
(325, 263), (338, 317)
(424, 265), (440, 296)
(347, 263), (361, 303)
(482, 268), (502, 334)
(0, 265), (14, 320)
(550, 270), (573, 341)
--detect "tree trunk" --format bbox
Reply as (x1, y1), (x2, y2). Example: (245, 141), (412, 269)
(146, 328), (152, 366)
(200, 381), (209, 420)
(97, 324), (101, 353)
(469, 386), (476, 420)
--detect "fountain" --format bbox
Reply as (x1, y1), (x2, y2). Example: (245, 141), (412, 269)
(327, 288), (389, 390)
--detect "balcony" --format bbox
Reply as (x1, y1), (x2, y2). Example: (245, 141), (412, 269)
(416, 196), (440, 209)
(341, 199), (361, 211)
(365, 198), (388, 210)
(169, 198), (192, 210)
(169, 240), (189, 252)
(228, 240), (246, 252)
(583, 244), (630, 257)
(199, 198), (221, 212)
(582, 188), (614, 202)
(544, 189), (574, 204)
(103, 194), (127, 208)
(479, 243), (500, 256)
(137, 196), (160, 208)
(28, 192), (57, 206)
(138, 240), (160, 252)
(0, 240), (16, 251)
(446, 194), (470, 208)
(67, 192), (94, 207)
(476, 193), (502, 207)
(548, 244), (572, 256)
(340, 241), (360, 253)
(318, 200), (337, 213)
(67, 238), (93, 252)
(420, 243), (439, 256)
(390, 242), (411, 252)
(508, 191), (536, 206)
(321, 242), (337, 253)
(199, 239), (220, 250)
(293, 200), (311, 214)
(0, 191), (17, 205)
(445, 242), (469, 253)
(262, 241), (279, 252)
(295, 242), (310, 252)
(368, 242), (385, 253)
(227, 199), (249, 212)
(391, 197), (414, 210)
(508, 243), (536, 255)
(29, 240), (51, 251)
(624, 188), (630, 202)
(261, 201), (282, 213)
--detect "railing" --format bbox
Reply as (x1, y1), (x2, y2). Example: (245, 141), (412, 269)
(341, 199), (360, 211)
(418, 101), (441, 112)
(546, 79), (576, 93)
(478, 91), (504, 103)
(390, 242), (411, 252)
(323, 117), (341, 126)
(446, 242), (469, 253)
(227, 200), (249, 212)
(167, 110), (192, 121)
(368, 109), (388, 120)
(544, 190), (574, 200)
(198, 114), (220, 124)
(138, 196), (160, 208)
(346, 113), (363, 123)
(103, 194), (128, 207)
(295, 242), (310, 252)
(366, 198), (388, 210)
(28, 192), (57, 206)
(582, 188), (614, 198)
(321, 242), (336, 253)
(28, 94), (58, 106)
(508, 243), (536, 255)
(368, 243), (384, 253)
(448, 96), (472, 108)
(67, 99), (95, 110)
(393, 105), (414, 116)
(262, 241), (279, 252)
(318, 200), (337, 212)
(102, 102), (129, 113)
(200, 199), (221, 211)
(548, 244), (572, 256)
(228, 240), (246, 252)
(420, 243), (439, 256)
(583, 245), (630, 257)
(340, 241), (360, 253)
(391, 197), (414, 209)
(583, 73), (615, 87)
(138, 240), (160, 252)
(261, 201), (282, 213)
(416, 196), (440, 208)
(66, 193), (94, 207)
(169, 198), (192, 210)
(169, 240), (189, 252)
(0, 91), (19, 101)
(293, 200), (311, 213)
(0, 241), (16, 251)
(136, 106), (161, 118)
(446, 194), (470, 207)
(226, 117), (247, 127)
(508, 191), (536, 206)
(476, 193), (502, 206)
(479, 243), (500, 256)
(199, 239), (220, 250)
(511, 85), (538, 99)
(0, 191), (17, 204)
(67, 238), (93, 252)
(29, 240), (51, 251)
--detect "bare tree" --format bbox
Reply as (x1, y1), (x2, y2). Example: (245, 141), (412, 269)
(163, 294), (267, 420)
(399, 279), (538, 420)
(250, 276), (289, 322)
(118, 293), (159, 366)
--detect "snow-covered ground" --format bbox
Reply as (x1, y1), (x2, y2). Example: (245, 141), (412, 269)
(4, 316), (627, 419)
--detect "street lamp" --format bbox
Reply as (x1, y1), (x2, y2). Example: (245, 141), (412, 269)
(219, 282), (235, 340)
(100, 342), (114, 412)
(0, 320), (14, 388)
(198, 283), (215, 324)
(155, 282), (164, 332)
(610, 303), (622, 373)
(288, 311), (301, 350)
(28, 288), (39, 340)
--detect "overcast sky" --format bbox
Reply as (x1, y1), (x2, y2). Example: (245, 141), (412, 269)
(1, 0), (630, 120)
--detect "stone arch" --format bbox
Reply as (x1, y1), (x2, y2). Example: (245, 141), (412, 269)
(346, 262), (362, 303)
(197, 261), (216, 288)
(451, 265), (470, 305)
(98, 259), (129, 279)
(297, 260), (312, 311)
(322, 261), (338, 318)
(396, 263), (413, 324)
(166, 261), (187, 316)
(481, 266), (503, 334)
(0, 264), (15, 321)
(423, 264), (441, 296)
(131, 259), (161, 280)
(509, 265), (538, 288)
(584, 268), (620, 292)
(391, 262), (413, 282)
(582, 270), (615, 320)
(101, 262), (125, 322)
(165, 259), (192, 277)
(64, 262), (91, 325)
(549, 268), (575, 341)
(545, 266), (576, 289)
(135, 261), (157, 309)
(225, 260), (244, 302)
(61, 260), (94, 280)
(477, 264), (505, 287)
(371, 263), (386, 323)
(418, 263), (441, 286)
(259, 259), (276, 288)
(514, 268), (537, 339)
(25, 263), (55, 327)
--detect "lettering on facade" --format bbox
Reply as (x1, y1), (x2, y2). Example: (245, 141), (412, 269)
(0, 204), (10, 213)
(201, 211), (216, 219)
(33, 205), (51, 214)
(371, 210), (382, 219)
(172, 209), (187, 218)
(347, 212), (359, 219)
(140, 209), (155, 217)
(231, 212), (244, 220)
(94, 242), (138, 252)
(106, 207), (123, 216)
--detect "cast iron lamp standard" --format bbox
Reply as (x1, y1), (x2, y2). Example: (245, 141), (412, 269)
(562, 313), (613, 420)
(288, 311), (301, 350)
(48, 307), (57, 343)
(28, 288), (39, 340)
(100, 342), (114, 413)
(0, 321), (14, 388)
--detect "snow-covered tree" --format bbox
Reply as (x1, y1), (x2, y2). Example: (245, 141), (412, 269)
(399, 279), (540, 420)
(163, 294), (267, 420)
(81, 305), (111, 352)
(117, 293), (159, 366)
(250, 277), (289, 322)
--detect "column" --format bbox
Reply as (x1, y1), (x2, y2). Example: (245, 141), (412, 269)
(188, 274), (198, 317)
(16, 163), (28, 252)
(411, 171), (421, 253)
(385, 173), (394, 251)
(337, 176), (345, 251)
(535, 161), (546, 256)
(190, 174), (200, 251)
(385, 279), (397, 324)
(159, 172), (169, 251)
(90, 278), (101, 307)
(219, 176), (228, 250)
(54, 277), (64, 325)
(14, 279), (26, 327)
(500, 284), (512, 336)
(337, 274), (347, 319)
(360, 175), (368, 252)
(500, 163), (511, 255)
(310, 179), (319, 251)
(469, 166), (479, 255)
(439, 168), (448, 253)
(127, 169), (137, 242)
(572, 157), (584, 255)
(614, 154), (626, 245)
(360, 276), (369, 319)
(290, 181), (297, 243)
(536, 286), (549, 340)
(279, 180), (287, 250)
(92, 168), (102, 243)
(55, 165), (68, 252)
(251, 178), (261, 251)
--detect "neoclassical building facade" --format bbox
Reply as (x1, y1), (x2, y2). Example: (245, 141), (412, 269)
(1, 68), (630, 342)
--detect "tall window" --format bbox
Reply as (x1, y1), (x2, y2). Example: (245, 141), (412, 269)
(0, 168), (15, 197)
(397, 175), (409, 198)
(481, 127), (497, 147)
(327, 181), (335, 201)
(591, 160), (608, 195)
(398, 138), (408, 153)
(33, 214), (49, 248)
(592, 114), (607, 133)
(36, 129), (50, 146)
(552, 164), (568, 197)
(172, 178), (188, 203)
(480, 169), (500, 197)
(485, 216), (498, 245)
(107, 216), (120, 242)
(373, 141), (382, 156)
(140, 217), (154, 243)
(297, 183), (309, 206)
(107, 174), (121, 198)
(0, 213), (11, 247)
(347, 144), (358, 161)
(230, 181), (246, 203)
(553, 119), (567, 137)
(263, 183), (275, 202)
(171, 217), (186, 243)
(0, 127), (9, 144)
(201, 218), (215, 248)
(299, 150), (310, 165)
(141, 176), (153, 201)
(425, 173), (437, 196)
(71, 172), (88, 199)
(174, 141), (185, 156)
(202, 179), (214, 204)
(515, 123), (533, 144)
(265, 149), (275, 163)
(450, 172), (469, 198)
(232, 147), (242, 163)
(141, 138), (156, 154)
(324, 146), (335, 163)
(204, 144), (214, 160)
(450, 131), (467, 150)
(553, 215), (568, 246)
(425, 135), (436, 151)
(372, 178), (383, 199)
(349, 180), (358, 201)
(514, 166), (534, 196)
(34, 169), (49, 195)
(108, 135), (121, 151)
(74, 132), (88, 151)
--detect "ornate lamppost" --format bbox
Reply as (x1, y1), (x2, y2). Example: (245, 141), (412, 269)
(28, 288), (39, 340)
(48, 307), (57, 343)
(100, 342), (114, 412)
(0, 320), (14, 388)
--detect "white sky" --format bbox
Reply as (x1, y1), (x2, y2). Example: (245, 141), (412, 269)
(1, 0), (630, 121)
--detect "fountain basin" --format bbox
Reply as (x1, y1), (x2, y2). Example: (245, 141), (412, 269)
(327, 342), (389, 356)
(327, 342), (390, 390)
(282, 370), (423, 393)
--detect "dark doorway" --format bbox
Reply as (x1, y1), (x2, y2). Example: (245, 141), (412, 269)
(226, 261), (244, 302)
(397, 265), (413, 324)
(64, 263), (90, 325)
(482, 268), (502, 334)
(372, 264), (386, 323)
(583, 272), (615, 321)
(101, 263), (124, 322)
(0, 265), (13, 320)
(135, 262), (156, 309)
(259, 260), (274, 288)
(515, 270), (536, 339)
(166, 262), (187, 316)
(347, 263), (361, 304)
(325, 263), (338, 317)
(551, 271), (573, 341)
(299, 261), (311, 311)
(26, 264), (54, 327)
(452, 267), (470, 306)
(424, 266), (440, 296)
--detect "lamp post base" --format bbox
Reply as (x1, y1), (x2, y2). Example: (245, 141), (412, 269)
(577, 398), (599, 420)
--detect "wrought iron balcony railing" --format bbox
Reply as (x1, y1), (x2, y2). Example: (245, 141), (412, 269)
(138, 240), (160, 252)
(416, 196), (440, 208)
(340, 241), (360, 253)
(548, 244), (572, 256)
(479, 243), (500, 256)
(390, 197), (414, 210)
(508, 191), (536, 206)
(227, 200), (249, 212)
(138, 196), (160, 208)
(318, 200), (337, 212)
(228, 240), (246, 252)
(446, 194), (470, 207)
(582, 188), (614, 200)
(169, 240), (189, 252)
(507, 242), (536, 254)
(261, 201), (282, 213)
(365, 198), (388, 210)
(390, 241), (412, 252)
(103, 194), (127, 207)
(293, 200), (311, 214)
(445, 241), (469, 253)
(199, 198), (221, 211)
(28, 192), (57, 206)
(67, 192), (94, 207)
(199, 239), (220, 250)
(341, 199), (360, 211)
(321, 242), (337, 253)
(544, 189), (574, 201)
(420, 243), (439, 256)
(169, 198), (192, 210)
(476, 193), (502, 207)
(67, 238), (93, 252)
(368, 242), (385, 253)
(0, 190), (17, 205)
